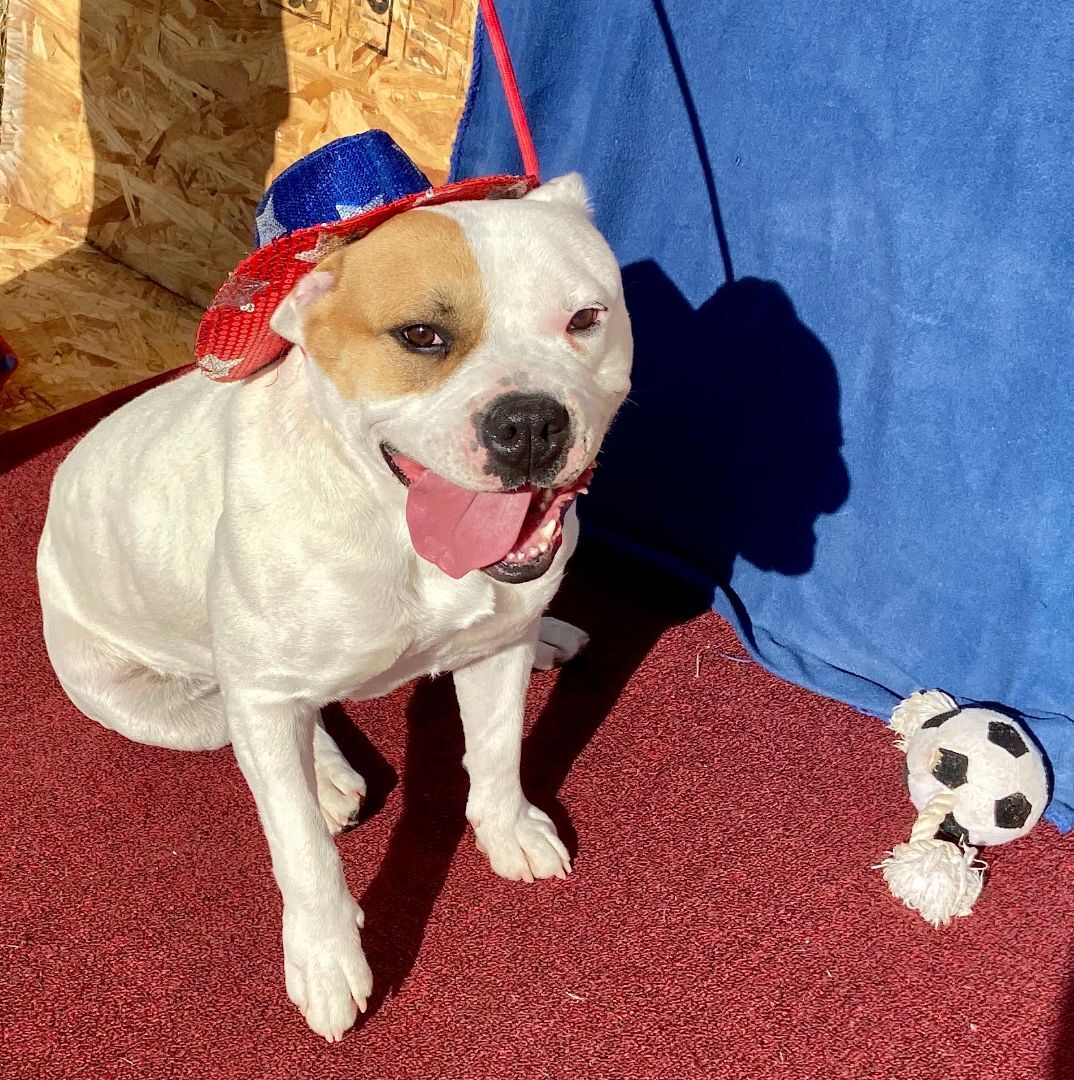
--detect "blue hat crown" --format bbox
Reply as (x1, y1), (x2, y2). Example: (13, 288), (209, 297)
(252, 130), (431, 248)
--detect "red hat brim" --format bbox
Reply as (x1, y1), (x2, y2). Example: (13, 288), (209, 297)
(195, 173), (536, 382)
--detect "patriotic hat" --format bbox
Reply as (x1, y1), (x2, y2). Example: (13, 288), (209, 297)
(195, 0), (540, 382)
(194, 132), (534, 382)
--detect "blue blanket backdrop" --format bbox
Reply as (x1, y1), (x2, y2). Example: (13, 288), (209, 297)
(450, 1), (1074, 829)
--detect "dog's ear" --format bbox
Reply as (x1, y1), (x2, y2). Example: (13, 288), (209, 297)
(525, 173), (591, 217)
(270, 270), (338, 346)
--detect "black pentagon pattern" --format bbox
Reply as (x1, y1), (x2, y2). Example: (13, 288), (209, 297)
(936, 813), (969, 845)
(994, 792), (1033, 830)
(921, 708), (961, 730)
(988, 720), (1029, 758)
(932, 747), (970, 789)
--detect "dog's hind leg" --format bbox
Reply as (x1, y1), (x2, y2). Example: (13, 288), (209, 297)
(312, 720), (367, 835)
(533, 616), (589, 671)
(42, 605), (228, 751)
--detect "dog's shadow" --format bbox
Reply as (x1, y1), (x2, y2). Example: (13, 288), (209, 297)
(519, 547), (708, 856)
(324, 541), (707, 1021)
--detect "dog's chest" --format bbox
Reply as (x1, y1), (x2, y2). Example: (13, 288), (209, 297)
(336, 566), (556, 701)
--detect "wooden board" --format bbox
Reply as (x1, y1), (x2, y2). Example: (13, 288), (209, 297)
(0, 0), (477, 308)
(0, 203), (199, 434)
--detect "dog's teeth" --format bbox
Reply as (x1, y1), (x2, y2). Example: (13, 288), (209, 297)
(539, 520), (556, 541)
(528, 547), (540, 558)
(506, 552), (517, 562)
(538, 542), (549, 554)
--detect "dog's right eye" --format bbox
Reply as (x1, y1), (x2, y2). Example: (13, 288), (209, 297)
(398, 325), (448, 354)
(567, 306), (605, 333)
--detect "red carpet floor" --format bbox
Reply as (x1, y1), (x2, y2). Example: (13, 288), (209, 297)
(3, 431), (1074, 1079)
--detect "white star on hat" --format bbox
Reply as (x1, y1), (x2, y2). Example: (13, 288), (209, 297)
(335, 194), (386, 221)
(197, 353), (243, 379)
(255, 194), (287, 245)
(294, 233), (349, 264)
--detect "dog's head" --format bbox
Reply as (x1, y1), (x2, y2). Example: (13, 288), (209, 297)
(270, 174), (632, 583)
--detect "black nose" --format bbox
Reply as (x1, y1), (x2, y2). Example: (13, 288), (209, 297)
(479, 392), (572, 486)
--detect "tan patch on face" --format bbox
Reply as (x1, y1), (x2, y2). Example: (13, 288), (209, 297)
(303, 209), (487, 400)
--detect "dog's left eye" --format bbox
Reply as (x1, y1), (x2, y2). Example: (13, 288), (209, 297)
(399, 325), (446, 352)
(567, 307), (604, 333)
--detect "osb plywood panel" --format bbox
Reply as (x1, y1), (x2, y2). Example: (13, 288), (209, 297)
(0, 203), (199, 434)
(0, 0), (477, 309)
(0, 0), (89, 242)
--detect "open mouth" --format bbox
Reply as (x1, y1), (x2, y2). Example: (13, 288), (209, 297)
(381, 444), (591, 584)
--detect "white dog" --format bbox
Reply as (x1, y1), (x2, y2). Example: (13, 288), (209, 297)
(37, 174), (632, 1040)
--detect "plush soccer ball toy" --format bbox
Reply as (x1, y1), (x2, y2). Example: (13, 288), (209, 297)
(876, 689), (1050, 927)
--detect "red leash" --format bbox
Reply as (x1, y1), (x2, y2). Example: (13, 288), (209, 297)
(478, 0), (540, 180)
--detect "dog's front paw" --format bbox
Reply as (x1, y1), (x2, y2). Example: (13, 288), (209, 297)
(472, 803), (572, 882)
(283, 901), (372, 1042)
(534, 616), (589, 671)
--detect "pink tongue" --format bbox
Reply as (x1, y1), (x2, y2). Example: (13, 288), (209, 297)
(406, 470), (532, 579)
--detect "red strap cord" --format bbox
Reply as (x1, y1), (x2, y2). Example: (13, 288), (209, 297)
(478, 0), (540, 181)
